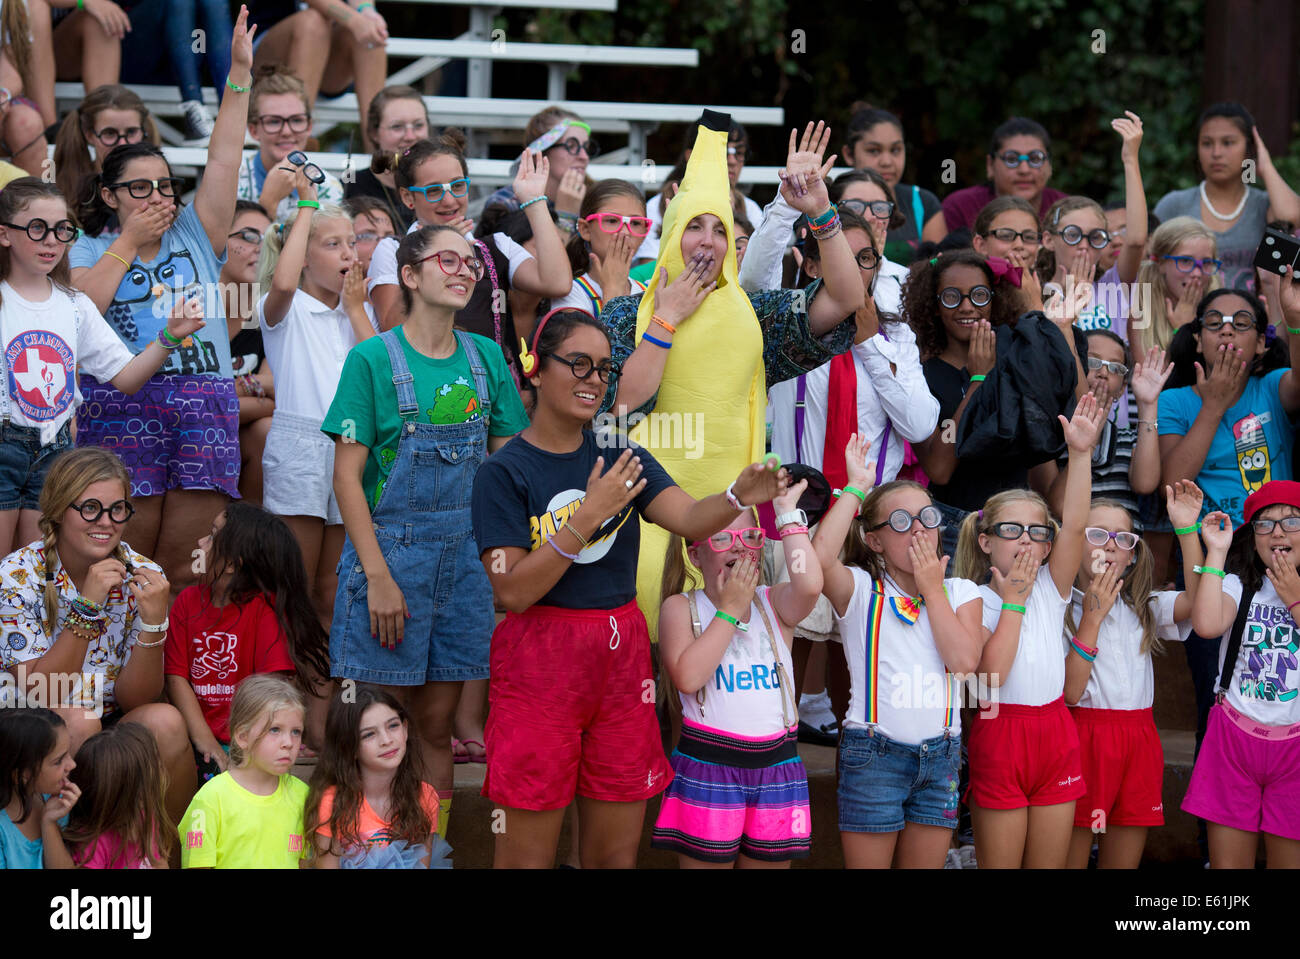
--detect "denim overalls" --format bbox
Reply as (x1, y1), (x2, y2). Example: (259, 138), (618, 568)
(330, 330), (495, 685)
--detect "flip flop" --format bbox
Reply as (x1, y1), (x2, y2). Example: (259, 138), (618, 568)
(451, 737), (472, 764)
(460, 739), (487, 764)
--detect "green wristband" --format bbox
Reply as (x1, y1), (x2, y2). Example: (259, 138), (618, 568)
(160, 328), (183, 346)
(969, 374), (987, 383)
(225, 76), (250, 94)
(297, 200), (321, 210)
(714, 610), (749, 632)
(1287, 325), (1300, 336)
(1193, 565), (1226, 579)
(357, 2), (376, 11)
(1173, 523), (1200, 536)
(1001, 603), (1027, 614)
(841, 485), (868, 504)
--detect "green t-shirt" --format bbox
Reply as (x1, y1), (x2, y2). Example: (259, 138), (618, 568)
(321, 328), (528, 508)
(629, 260), (656, 285)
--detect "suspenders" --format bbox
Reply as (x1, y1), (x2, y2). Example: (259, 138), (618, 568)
(685, 589), (796, 729)
(379, 329), (493, 432)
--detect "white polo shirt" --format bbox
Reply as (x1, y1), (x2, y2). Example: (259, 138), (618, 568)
(979, 565), (1070, 707)
(837, 566), (981, 744)
(365, 222), (532, 294)
(1211, 574), (1300, 726)
(1067, 587), (1185, 710)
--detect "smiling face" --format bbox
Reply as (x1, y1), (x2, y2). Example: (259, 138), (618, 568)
(1195, 292), (1264, 370)
(1085, 333), (1126, 404)
(532, 322), (613, 423)
(973, 207), (1041, 263)
(225, 208), (271, 284)
(679, 213), (729, 284)
(402, 154), (469, 226)
(100, 155), (177, 222)
(544, 124), (591, 193)
(687, 510), (763, 588)
(238, 707), (304, 776)
(1253, 504), (1300, 569)
(0, 196), (71, 279)
(978, 498), (1054, 575)
(838, 180), (891, 251)
(86, 107), (146, 167)
(34, 725), (75, 797)
(57, 478), (130, 570)
(1045, 206), (1107, 277)
(576, 194), (647, 267)
(1078, 504), (1134, 588)
(353, 210), (396, 274)
(357, 702), (408, 775)
(987, 134), (1052, 205)
(1162, 235), (1217, 301)
(861, 487), (937, 577)
(401, 230), (478, 312)
(1198, 117), (1249, 187)
(847, 121), (905, 188)
(251, 92), (311, 164)
(937, 262), (992, 346)
(302, 216), (357, 299)
(375, 97), (429, 155)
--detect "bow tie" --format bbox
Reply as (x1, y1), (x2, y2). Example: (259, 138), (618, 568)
(890, 595), (924, 625)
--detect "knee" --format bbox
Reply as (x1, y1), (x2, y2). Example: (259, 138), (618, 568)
(294, 11), (331, 46)
(6, 103), (45, 143)
(60, 709), (102, 753)
(128, 703), (190, 760)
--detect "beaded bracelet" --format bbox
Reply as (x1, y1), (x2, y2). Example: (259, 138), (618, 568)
(715, 610), (748, 632)
(969, 374), (987, 383)
(1001, 603), (1027, 614)
(547, 538), (579, 561)
(72, 595), (105, 616)
(519, 196), (547, 211)
(642, 332), (672, 350)
(1193, 565), (1226, 578)
(778, 525), (809, 539)
(1173, 522), (1200, 536)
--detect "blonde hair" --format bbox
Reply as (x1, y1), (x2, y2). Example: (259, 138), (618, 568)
(227, 674), (305, 769)
(1131, 216), (1221, 355)
(250, 65), (308, 121)
(954, 489), (1056, 583)
(36, 448), (133, 636)
(1064, 499), (1161, 656)
(256, 203), (352, 292)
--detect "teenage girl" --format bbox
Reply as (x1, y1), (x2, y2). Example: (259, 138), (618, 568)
(258, 187), (374, 626)
(550, 179), (650, 317)
(954, 392), (1107, 868)
(0, 708), (78, 869)
(652, 482), (822, 868)
(471, 307), (789, 869)
(306, 683), (445, 868)
(1062, 482), (1205, 869)
(971, 196), (1041, 268)
(346, 85), (430, 232)
(1130, 217), (1223, 357)
(65, 721), (171, 868)
(52, 84), (158, 215)
(811, 435), (985, 868)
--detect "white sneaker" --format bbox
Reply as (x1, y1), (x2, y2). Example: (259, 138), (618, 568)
(799, 691), (836, 731)
(957, 844), (977, 870)
(944, 849), (962, 870)
(180, 100), (215, 147)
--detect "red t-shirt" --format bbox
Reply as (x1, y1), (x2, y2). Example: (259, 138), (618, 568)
(163, 585), (295, 742)
(941, 183), (1067, 233)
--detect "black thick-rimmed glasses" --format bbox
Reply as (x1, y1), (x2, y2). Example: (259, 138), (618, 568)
(1252, 516), (1300, 535)
(985, 227), (1042, 245)
(284, 150), (326, 185)
(544, 352), (621, 384)
(987, 522), (1055, 542)
(3, 218), (77, 242)
(109, 177), (182, 199)
(91, 125), (145, 147)
(69, 499), (136, 524)
(550, 137), (600, 158)
(255, 113), (311, 134)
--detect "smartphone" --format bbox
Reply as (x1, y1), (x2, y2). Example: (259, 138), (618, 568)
(1254, 228), (1300, 277)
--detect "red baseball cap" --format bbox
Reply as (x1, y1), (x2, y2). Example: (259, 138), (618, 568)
(1243, 480), (1300, 523)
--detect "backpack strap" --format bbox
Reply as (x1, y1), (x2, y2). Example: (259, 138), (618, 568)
(685, 590), (707, 715)
(793, 375), (807, 465)
(452, 329), (492, 432)
(1216, 583), (1257, 699)
(754, 586), (794, 729)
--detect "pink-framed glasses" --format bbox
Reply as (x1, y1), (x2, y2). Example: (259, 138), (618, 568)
(695, 528), (765, 552)
(584, 212), (652, 237)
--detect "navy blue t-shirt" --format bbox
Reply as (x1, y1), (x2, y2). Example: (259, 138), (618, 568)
(471, 430), (677, 610)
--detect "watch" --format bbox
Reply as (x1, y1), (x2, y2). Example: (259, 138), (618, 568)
(775, 508), (808, 529)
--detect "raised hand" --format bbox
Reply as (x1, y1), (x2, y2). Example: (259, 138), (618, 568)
(1059, 391), (1107, 453)
(443, 214), (475, 238)
(127, 565), (171, 626)
(731, 460), (791, 507)
(779, 121), (837, 217)
(1199, 510), (1234, 554)
(842, 432), (873, 493)
(1008, 250), (1044, 312)
(991, 546), (1039, 603)
(1081, 560), (1123, 628)
(1112, 110), (1143, 165)
(773, 477), (809, 517)
(120, 202), (174, 251)
(1165, 479), (1204, 531)
(80, 557), (129, 607)
(1276, 264), (1300, 326)
(1194, 343), (1251, 411)
(342, 263), (368, 316)
(513, 150), (550, 205)
(230, 4), (256, 75)
(41, 779), (80, 824)
(1130, 345), (1172, 406)
(582, 449), (646, 523)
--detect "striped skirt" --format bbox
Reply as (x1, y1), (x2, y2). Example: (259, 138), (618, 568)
(651, 719), (811, 863)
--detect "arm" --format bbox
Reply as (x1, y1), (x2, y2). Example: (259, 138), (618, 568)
(1064, 563), (1122, 706)
(1050, 392), (1105, 597)
(372, 284), (403, 332)
(642, 462), (788, 543)
(112, 566), (171, 712)
(1190, 511), (1236, 636)
(333, 440), (407, 646)
(1127, 346), (1172, 495)
(304, 0), (388, 47)
(764, 481), (823, 629)
(1253, 126), (1300, 226)
(262, 188), (317, 329)
(342, 265), (376, 343)
(193, 8), (255, 255)
(165, 675), (229, 771)
(737, 190), (799, 293)
(1167, 480), (1206, 620)
(976, 548), (1039, 686)
(507, 152), (573, 298)
(109, 298), (206, 394)
(1112, 112), (1148, 285)
(810, 434), (872, 615)
(921, 211), (948, 244)
(41, 787), (80, 869)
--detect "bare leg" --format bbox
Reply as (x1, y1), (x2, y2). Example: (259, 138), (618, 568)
(841, 830), (899, 868)
(971, 804), (1028, 869)
(315, 523), (345, 633)
(575, 795), (646, 869)
(1262, 832), (1300, 868)
(318, 23), (386, 152)
(1066, 825), (1095, 869)
(53, 10), (121, 93)
(26, 0), (56, 123)
(453, 677), (487, 760)
(679, 854), (733, 869)
(827, 639), (851, 725)
(237, 415), (272, 504)
(1022, 801), (1076, 868)
(493, 805), (566, 868)
(154, 490), (230, 598)
(251, 11), (330, 106)
(892, 822), (955, 868)
(0, 510), (19, 557)
(1208, 822), (1258, 869)
(123, 493), (164, 559)
(410, 680), (462, 796)
(1096, 825), (1148, 869)
(50, 706), (102, 753)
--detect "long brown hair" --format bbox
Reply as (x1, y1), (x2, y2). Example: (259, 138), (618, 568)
(954, 489), (1056, 583)
(53, 85), (159, 213)
(0, 180), (74, 316)
(1063, 499), (1160, 656)
(65, 722), (174, 865)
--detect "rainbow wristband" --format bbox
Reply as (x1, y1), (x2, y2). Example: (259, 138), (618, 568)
(1001, 603), (1027, 614)
(1193, 565), (1226, 579)
(1173, 523), (1200, 536)
(715, 610), (749, 632)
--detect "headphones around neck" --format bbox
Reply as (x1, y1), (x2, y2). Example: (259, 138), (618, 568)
(518, 306), (597, 377)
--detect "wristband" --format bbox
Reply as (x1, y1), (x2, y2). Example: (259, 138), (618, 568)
(714, 610), (749, 632)
(651, 315), (677, 334)
(724, 480), (748, 511)
(1288, 325), (1300, 336)
(1001, 603), (1027, 614)
(1069, 638), (1097, 663)
(1173, 523), (1200, 536)
(357, 2), (376, 11)
(77, 0), (84, 8)
(1069, 635), (1099, 657)
(778, 525), (809, 539)
(519, 196), (547, 211)
(547, 538), (579, 562)
(808, 205), (837, 228)
(642, 332), (672, 350)
(104, 250), (132, 269)
(968, 374), (986, 383)
(138, 616), (169, 634)
(562, 521), (590, 550)
(157, 328), (182, 351)
(225, 76), (250, 94)
(297, 200), (321, 210)
(1288, 600), (1300, 615)
(841, 485), (868, 504)
(1193, 565), (1226, 579)
(133, 635), (167, 648)
(160, 327), (183, 346)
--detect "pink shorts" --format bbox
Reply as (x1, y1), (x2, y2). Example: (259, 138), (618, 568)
(967, 697), (1087, 809)
(1181, 702), (1300, 841)
(483, 601), (673, 812)
(1070, 706), (1164, 829)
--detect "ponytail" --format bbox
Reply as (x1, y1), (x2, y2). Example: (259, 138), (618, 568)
(54, 86), (158, 220)
(374, 130), (469, 191)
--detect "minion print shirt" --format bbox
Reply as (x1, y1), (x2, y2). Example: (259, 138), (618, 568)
(1158, 367), (1295, 525)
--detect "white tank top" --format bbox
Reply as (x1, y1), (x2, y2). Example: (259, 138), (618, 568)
(678, 586), (796, 739)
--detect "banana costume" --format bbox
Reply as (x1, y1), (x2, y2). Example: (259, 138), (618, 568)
(632, 111), (766, 639)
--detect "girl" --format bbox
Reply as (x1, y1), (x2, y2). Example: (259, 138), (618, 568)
(1040, 195), (1112, 337)
(259, 190), (374, 625)
(344, 195), (398, 276)
(972, 196), (1041, 266)
(324, 224), (531, 842)
(1154, 102), (1300, 291)
(365, 135), (573, 378)
(345, 86), (430, 232)
(954, 392), (1107, 868)
(165, 502), (330, 776)
(812, 436), (986, 868)
(482, 105), (597, 235)
(652, 483), (822, 868)
(69, 8), (256, 598)
(1130, 217), (1223, 357)
(0, 707), (78, 868)
(942, 117), (1066, 232)
(64, 721), (171, 868)
(551, 179), (650, 317)
(827, 168), (909, 312)
(1086, 112), (1149, 343)
(840, 103), (947, 260)
(471, 307), (789, 869)
(0, 447), (194, 822)
(1186, 482), (1300, 868)
(52, 84), (159, 217)
(1062, 483), (1205, 869)
(306, 684), (445, 869)
(0, 178), (204, 553)
(236, 65), (345, 222)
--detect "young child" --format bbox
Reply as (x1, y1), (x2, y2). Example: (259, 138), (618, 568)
(1062, 483), (1205, 869)
(258, 190), (375, 626)
(652, 483), (822, 869)
(0, 708), (79, 868)
(955, 392), (1106, 868)
(64, 722), (172, 868)
(164, 502), (331, 779)
(1130, 217), (1222, 356)
(306, 684), (447, 869)
(811, 435), (985, 868)
(344, 196), (398, 276)
(0, 178), (203, 553)
(1185, 480), (1300, 868)
(179, 674), (309, 869)
(550, 179), (650, 317)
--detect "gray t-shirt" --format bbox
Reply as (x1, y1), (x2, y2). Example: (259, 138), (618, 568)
(1153, 185), (1268, 292)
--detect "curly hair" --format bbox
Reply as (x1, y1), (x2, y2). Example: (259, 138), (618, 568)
(903, 249), (1025, 361)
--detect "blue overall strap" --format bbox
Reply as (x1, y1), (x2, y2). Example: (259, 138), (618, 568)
(452, 329), (492, 432)
(380, 330), (419, 419)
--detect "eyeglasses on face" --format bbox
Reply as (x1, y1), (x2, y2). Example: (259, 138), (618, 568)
(91, 125), (145, 147)
(110, 177), (182, 199)
(228, 227), (263, 247)
(543, 352), (621, 384)
(987, 522), (1055, 542)
(985, 227), (1042, 245)
(997, 149), (1049, 169)
(584, 212), (652, 237)
(549, 137), (600, 158)
(839, 198), (895, 220)
(1086, 356), (1129, 377)
(1084, 527), (1139, 550)
(938, 285), (992, 309)
(69, 498), (135, 524)
(355, 231), (395, 244)
(1252, 516), (1300, 535)
(853, 248), (880, 270)
(3, 218), (77, 243)
(406, 177), (470, 203)
(417, 249), (485, 281)
(255, 113), (311, 134)
(1051, 225), (1110, 249)
(727, 145), (748, 161)
(383, 120), (428, 137)
(284, 150), (326, 185)
(698, 528), (765, 552)
(1162, 254), (1222, 274)
(1199, 309), (1257, 333)
(869, 505), (943, 533)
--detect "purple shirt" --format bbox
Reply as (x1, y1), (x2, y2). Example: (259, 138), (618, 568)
(942, 183), (1068, 233)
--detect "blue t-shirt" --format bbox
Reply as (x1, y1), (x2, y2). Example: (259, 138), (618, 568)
(70, 203), (234, 379)
(1158, 367), (1294, 524)
(471, 430), (677, 610)
(0, 805), (68, 869)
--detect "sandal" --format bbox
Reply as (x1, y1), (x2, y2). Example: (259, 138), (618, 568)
(451, 738), (472, 764)
(460, 739), (487, 764)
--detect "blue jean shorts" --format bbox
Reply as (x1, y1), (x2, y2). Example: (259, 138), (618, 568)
(0, 420), (72, 511)
(838, 725), (962, 833)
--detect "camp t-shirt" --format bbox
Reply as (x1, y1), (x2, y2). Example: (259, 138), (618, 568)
(180, 772), (309, 869)
(321, 327), (529, 509)
(1158, 367), (1293, 524)
(69, 203), (234, 378)
(471, 431), (677, 610)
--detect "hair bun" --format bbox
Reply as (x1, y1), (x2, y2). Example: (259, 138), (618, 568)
(438, 127), (468, 155)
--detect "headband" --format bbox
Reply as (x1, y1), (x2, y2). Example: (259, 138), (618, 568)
(518, 306), (597, 377)
(526, 120), (591, 155)
(1243, 480), (1300, 524)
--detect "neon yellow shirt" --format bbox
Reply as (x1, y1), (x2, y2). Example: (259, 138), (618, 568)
(180, 772), (309, 869)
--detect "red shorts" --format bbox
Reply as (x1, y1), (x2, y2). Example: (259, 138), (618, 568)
(1070, 706), (1164, 829)
(483, 600), (673, 811)
(967, 697), (1086, 809)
